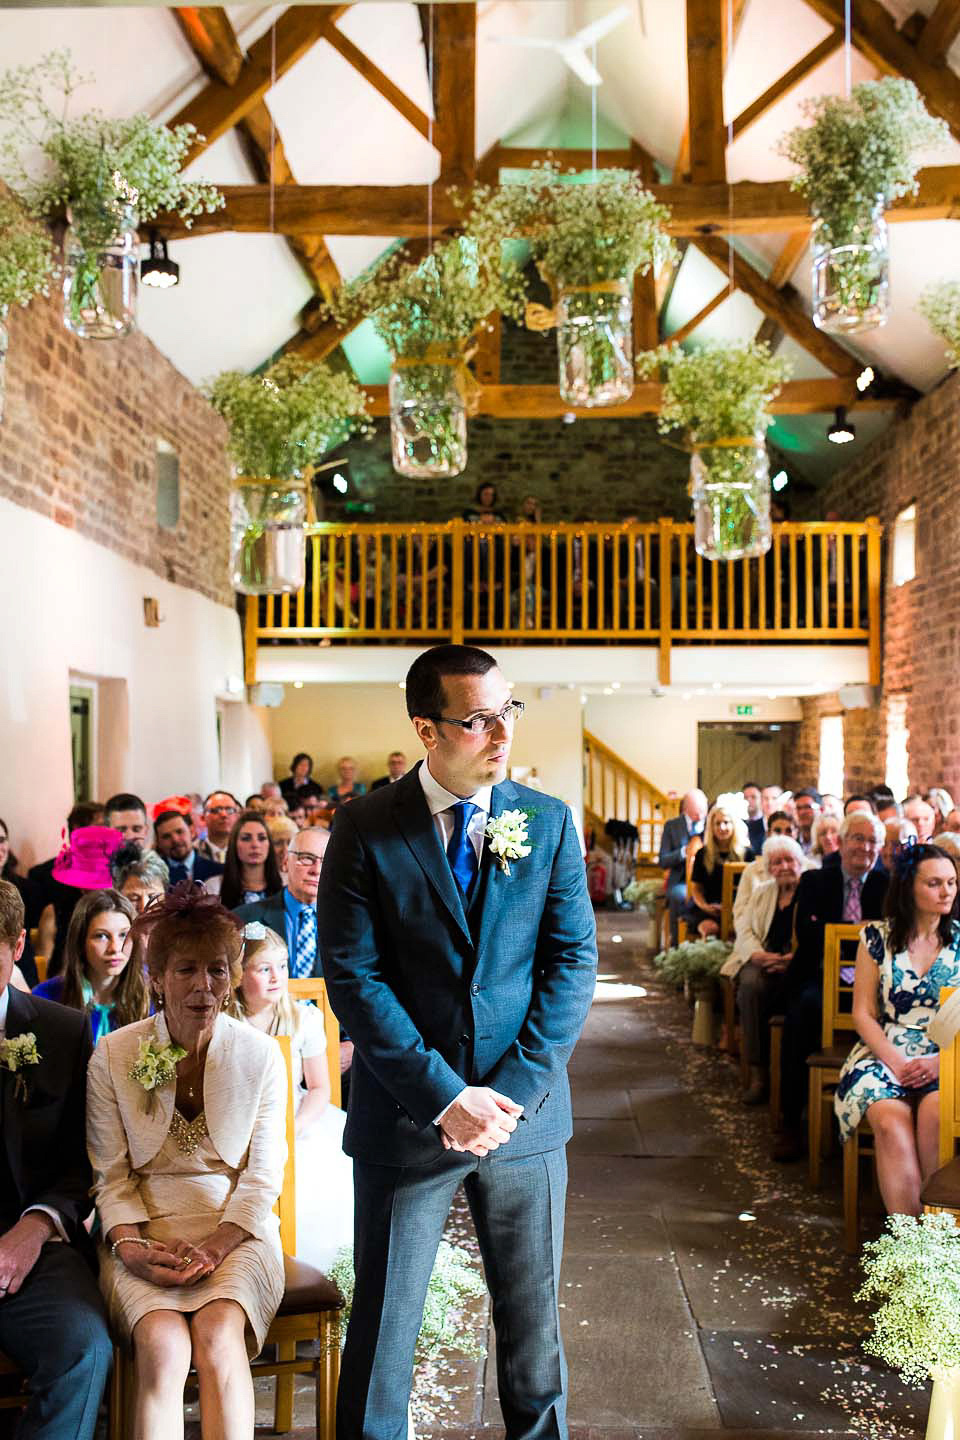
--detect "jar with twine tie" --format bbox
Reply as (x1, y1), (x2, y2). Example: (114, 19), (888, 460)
(388, 343), (479, 478)
(527, 276), (634, 408)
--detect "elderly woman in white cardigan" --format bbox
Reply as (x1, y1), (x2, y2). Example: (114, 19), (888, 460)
(86, 888), (286, 1440)
(727, 834), (807, 1106)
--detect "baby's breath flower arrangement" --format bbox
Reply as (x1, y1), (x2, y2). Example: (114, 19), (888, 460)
(206, 357), (371, 594)
(637, 341), (791, 560)
(653, 938), (733, 987)
(779, 78), (949, 332)
(0, 52), (223, 338)
(0, 193), (54, 311)
(330, 1241), (486, 1362)
(623, 878), (663, 913)
(918, 281), (960, 369)
(857, 1212), (960, 1420)
(463, 166), (674, 406)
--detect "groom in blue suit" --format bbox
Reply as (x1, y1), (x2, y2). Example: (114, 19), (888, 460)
(318, 644), (597, 1440)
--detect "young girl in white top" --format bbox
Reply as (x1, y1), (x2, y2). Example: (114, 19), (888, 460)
(235, 923), (354, 1272)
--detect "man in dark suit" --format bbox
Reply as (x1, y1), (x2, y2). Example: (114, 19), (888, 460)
(153, 810), (223, 887)
(0, 880), (112, 1439)
(743, 781), (766, 855)
(234, 826), (328, 975)
(773, 811), (888, 1160)
(318, 644), (597, 1440)
(370, 751), (408, 790)
(658, 790), (708, 945)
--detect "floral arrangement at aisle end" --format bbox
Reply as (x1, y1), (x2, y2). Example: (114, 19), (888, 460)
(206, 357), (371, 595)
(0, 51), (223, 338)
(623, 878), (663, 913)
(462, 166), (675, 406)
(856, 1212), (960, 1439)
(918, 281), (960, 369)
(779, 78), (949, 333)
(325, 236), (524, 478)
(636, 340), (792, 560)
(330, 1242), (486, 1362)
(653, 937), (733, 987)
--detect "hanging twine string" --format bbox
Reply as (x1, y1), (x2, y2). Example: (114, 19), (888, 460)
(524, 279), (628, 333)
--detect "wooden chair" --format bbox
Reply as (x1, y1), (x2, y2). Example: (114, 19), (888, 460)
(921, 987), (960, 1219)
(769, 1015), (784, 1129)
(109, 1034), (344, 1439)
(288, 977), (342, 1108)
(806, 923), (863, 1187)
(842, 1112), (875, 1253)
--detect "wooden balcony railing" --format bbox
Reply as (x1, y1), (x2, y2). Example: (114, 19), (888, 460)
(244, 517), (882, 686)
(583, 730), (679, 861)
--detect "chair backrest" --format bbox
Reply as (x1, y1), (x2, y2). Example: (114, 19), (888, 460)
(287, 977), (342, 1108)
(720, 862), (747, 941)
(821, 923), (865, 1048)
(34, 956), (47, 985)
(938, 987), (960, 1166)
(274, 1034), (297, 1257)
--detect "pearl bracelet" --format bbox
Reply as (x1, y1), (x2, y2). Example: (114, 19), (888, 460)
(110, 1236), (153, 1260)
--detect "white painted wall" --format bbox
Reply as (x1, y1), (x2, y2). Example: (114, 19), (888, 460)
(268, 681), (584, 817)
(584, 693), (803, 797)
(0, 498), (272, 868)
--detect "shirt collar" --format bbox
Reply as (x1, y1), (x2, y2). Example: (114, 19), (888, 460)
(0, 985), (10, 1032)
(418, 759), (492, 818)
(283, 886), (313, 919)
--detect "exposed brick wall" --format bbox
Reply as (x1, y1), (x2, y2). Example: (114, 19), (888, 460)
(778, 692), (885, 796)
(0, 290), (231, 606)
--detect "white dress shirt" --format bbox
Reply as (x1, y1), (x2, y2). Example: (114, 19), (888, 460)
(0, 986), (66, 1241)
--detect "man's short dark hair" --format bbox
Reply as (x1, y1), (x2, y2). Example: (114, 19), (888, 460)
(104, 792), (146, 818)
(742, 780), (761, 792)
(154, 809), (189, 834)
(405, 644), (498, 720)
(872, 784), (895, 801)
(67, 802), (102, 833)
(794, 786), (823, 805)
(203, 790), (240, 810)
(844, 793), (877, 814)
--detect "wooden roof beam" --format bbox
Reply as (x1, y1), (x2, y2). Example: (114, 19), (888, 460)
(753, 229), (811, 352)
(430, 2), (476, 180)
(730, 29), (843, 141)
(685, 0), (727, 183)
(917, 0), (960, 65)
(173, 8), (244, 85)
(322, 20), (431, 139)
(801, 0), (960, 142)
(675, 0), (747, 178)
(665, 282), (734, 346)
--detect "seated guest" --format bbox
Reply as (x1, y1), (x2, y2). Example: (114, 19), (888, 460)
(686, 801), (751, 938)
(197, 792), (241, 866)
(34, 888), (149, 1044)
(27, 802), (104, 973)
(104, 793), (150, 852)
(658, 789), (708, 946)
(742, 781), (766, 854)
(210, 811), (283, 910)
(810, 813), (841, 866)
(821, 794), (844, 820)
(44, 825), (126, 981)
(904, 793), (937, 843)
(266, 815), (298, 872)
(86, 888), (285, 1440)
(927, 787), (956, 833)
(260, 781), (283, 802)
(794, 787), (823, 854)
(730, 836), (807, 1104)
(0, 880), (113, 1440)
(774, 810), (888, 1160)
(326, 756), (366, 809)
(0, 817), (41, 984)
(27, 802), (103, 919)
(112, 846), (169, 913)
(303, 793), (328, 828)
(245, 794), (266, 813)
(733, 810), (798, 935)
(835, 844), (960, 1216)
(153, 809), (223, 887)
(235, 924), (353, 1271)
(760, 784), (783, 822)
(943, 808), (960, 834)
(882, 818), (918, 875)
(288, 798), (307, 830)
(933, 831), (960, 878)
(234, 826), (329, 977)
(844, 794), (877, 816)
(280, 753), (325, 805)
(371, 752), (408, 791)
(263, 796), (290, 822)
(876, 797), (903, 823)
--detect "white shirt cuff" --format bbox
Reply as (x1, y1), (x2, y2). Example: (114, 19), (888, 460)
(434, 1087), (468, 1126)
(22, 1205), (67, 1243)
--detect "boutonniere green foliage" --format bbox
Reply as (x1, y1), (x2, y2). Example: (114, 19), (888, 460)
(484, 810), (532, 876)
(857, 1212), (960, 1386)
(0, 1032), (40, 1101)
(130, 1034), (186, 1108)
(653, 938), (733, 986)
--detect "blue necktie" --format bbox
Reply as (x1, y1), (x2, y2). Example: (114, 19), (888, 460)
(447, 802), (480, 899)
(293, 905), (318, 978)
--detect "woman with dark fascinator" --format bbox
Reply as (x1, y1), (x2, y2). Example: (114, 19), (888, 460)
(834, 841), (960, 1217)
(85, 884), (286, 1440)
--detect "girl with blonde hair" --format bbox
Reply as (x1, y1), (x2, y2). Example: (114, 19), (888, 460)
(686, 800), (752, 938)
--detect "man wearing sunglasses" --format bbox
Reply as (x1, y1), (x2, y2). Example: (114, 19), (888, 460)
(319, 643), (597, 1440)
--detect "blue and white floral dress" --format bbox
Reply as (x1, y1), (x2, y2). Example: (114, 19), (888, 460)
(834, 919), (960, 1143)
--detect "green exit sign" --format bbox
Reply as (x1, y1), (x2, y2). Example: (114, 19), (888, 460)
(735, 704), (756, 717)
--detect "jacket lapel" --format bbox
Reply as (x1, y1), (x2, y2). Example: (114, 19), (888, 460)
(474, 779), (521, 960)
(202, 1014), (244, 1167)
(122, 1015), (176, 1170)
(392, 766), (472, 947)
(1, 987), (36, 1185)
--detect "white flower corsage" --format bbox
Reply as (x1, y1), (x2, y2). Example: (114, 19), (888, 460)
(0, 1032), (40, 1101)
(484, 809), (532, 876)
(130, 1035), (187, 1110)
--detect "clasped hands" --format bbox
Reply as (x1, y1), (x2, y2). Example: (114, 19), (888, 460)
(110, 1223), (244, 1287)
(440, 1085), (523, 1157)
(750, 949), (792, 974)
(894, 1053), (939, 1089)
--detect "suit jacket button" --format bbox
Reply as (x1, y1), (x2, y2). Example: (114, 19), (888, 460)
(458, 1033), (470, 1046)
(470, 983), (480, 996)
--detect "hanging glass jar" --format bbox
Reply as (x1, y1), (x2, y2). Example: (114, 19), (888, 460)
(812, 195), (889, 335)
(229, 477), (307, 595)
(556, 279), (634, 407)
(62, 204), (139, 340)
(389, 359), (467, 478)
(0, 307), (8, 425)
(689, 434), (772, 562)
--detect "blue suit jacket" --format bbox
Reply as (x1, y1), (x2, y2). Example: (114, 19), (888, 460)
(317, 763), (597, 1165)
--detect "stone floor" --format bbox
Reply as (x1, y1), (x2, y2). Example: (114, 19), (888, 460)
(176, 911), (933, 1435)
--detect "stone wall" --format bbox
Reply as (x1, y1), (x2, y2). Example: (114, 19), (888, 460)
(0, 290), (231, 606)
(779, 691), (887, 796)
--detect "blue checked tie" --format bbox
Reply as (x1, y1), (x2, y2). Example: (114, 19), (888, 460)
(447, 802), (480, 900)
(293, 905), (318, 978)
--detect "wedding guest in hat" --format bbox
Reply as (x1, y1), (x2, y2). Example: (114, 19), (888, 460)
(33, 889), (150, 1045)
(153, 809), (223, 888)
(45, 826), (126, 980)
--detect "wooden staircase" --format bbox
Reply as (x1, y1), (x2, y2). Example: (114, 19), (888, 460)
(582, 730), (678, 863)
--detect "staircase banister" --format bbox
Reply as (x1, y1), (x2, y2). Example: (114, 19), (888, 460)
(582, 730), (675, 812)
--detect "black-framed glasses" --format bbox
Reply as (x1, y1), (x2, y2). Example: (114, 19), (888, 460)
(431, 701), (525, 736)
(289, 851), (324, 867)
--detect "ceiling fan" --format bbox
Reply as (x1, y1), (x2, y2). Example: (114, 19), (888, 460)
(486, 3), (636, 88)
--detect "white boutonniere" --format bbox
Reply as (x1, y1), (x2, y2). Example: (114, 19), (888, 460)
(0, 1032), (40, 1101)
(484, 809), (532, 876)
(130, 1035), (187, 1111)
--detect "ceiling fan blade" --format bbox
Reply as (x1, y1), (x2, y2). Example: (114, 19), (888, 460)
(570, 3), (632, 48)
(560, 43), (604, 86)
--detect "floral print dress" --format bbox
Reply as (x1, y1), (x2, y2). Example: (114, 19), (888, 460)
(834, 919), (960, 1143)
